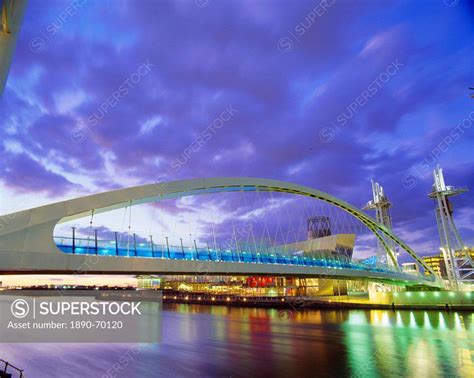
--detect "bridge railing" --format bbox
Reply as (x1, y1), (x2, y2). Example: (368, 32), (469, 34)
(0, 358), (24, 378)
(53, 236), (418, 279)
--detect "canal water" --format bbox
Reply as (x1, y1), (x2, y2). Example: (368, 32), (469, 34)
(1, 304), (473, 377)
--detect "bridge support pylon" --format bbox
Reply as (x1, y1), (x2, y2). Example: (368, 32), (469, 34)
(429, 165), (473, 290)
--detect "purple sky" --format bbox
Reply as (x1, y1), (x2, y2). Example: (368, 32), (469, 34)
(1, 0), (473, 257)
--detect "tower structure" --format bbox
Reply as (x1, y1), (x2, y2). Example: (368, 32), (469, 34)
(363, 180), (398, 267)
(307, 216), (331, 240)
(429, 165), (473, 289)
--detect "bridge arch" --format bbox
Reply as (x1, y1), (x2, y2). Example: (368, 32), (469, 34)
(0, 177), (441, 286)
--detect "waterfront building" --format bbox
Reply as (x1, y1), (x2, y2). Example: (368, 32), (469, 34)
(402, 262), (419, 275)
(423, 248), (474, 279)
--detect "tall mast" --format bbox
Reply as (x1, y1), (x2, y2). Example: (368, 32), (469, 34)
(429, 165), (473, 289)
(363, 180), (398, 267)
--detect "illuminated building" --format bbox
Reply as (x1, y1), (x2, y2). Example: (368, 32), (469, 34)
(423, 248), (474, 279)
(402, 263), (420, 275)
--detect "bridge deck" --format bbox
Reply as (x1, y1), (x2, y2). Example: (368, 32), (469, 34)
(46, 237), (435, 286)
(56, 237), (394, 274)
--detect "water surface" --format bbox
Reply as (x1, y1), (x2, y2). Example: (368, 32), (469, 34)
(1, 304), (473, 377)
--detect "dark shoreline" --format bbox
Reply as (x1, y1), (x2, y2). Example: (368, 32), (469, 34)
(162, 292), (474, 312)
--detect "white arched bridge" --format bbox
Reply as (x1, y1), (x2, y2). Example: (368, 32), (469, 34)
(0, 178), (443, 287)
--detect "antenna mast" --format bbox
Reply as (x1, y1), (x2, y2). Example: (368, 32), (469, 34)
(363, 180), (398, 267)
(429, 165), (473, 289)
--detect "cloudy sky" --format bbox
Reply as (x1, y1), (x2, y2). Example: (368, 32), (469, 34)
(1, 0), (473, 258)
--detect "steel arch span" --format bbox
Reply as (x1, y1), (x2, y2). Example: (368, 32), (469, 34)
(0, 177), (442, 287)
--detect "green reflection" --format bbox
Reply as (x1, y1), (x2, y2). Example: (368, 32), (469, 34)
(163, 304), (473, 377)
(343, 309), (473, 377)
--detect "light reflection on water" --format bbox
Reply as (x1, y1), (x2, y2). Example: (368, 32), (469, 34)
(1, 305), (473, 377)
